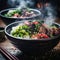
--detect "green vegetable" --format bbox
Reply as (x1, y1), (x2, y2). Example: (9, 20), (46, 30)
(11, 20), (59, 39)
(11, 24), (30, 38)
(4, 9), (22, 17)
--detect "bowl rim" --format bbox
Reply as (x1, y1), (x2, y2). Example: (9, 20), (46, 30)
(0, 8), (41, 19)
(5, 20), (60, 41)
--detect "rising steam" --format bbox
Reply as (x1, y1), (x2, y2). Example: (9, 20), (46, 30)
(7, 0), (34, 8)
(7, 0), (57, 26)
(43, 3), (56, 26)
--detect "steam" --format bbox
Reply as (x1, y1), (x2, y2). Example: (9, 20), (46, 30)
(43, 3), (56, 26)
(7, 0), (34, 9)
(44, 16), (56, 26)
(7, 0), (56, 26)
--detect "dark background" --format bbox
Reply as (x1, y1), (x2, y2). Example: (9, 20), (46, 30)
(0, 0), (60, 10)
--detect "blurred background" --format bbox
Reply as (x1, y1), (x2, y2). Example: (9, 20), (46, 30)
(0, 0), (60, 17)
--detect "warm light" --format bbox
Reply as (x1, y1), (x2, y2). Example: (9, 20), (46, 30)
(37, 3), (43, 8)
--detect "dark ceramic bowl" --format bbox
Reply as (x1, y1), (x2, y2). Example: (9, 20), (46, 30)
(0, 8), (41, 25)
(5, 20), (60, 56)
(0, 27), (5, 42)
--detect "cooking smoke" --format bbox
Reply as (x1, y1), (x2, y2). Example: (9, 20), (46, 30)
(7, 0), (57, 26)
(43, 3), (56, 26)
(7, 0), (34, 8)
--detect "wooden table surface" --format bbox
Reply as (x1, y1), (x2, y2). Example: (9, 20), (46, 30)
(0, 18), (60, 53)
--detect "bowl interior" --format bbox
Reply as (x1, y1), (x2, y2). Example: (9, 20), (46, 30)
(0, 8), (41, 19)
(5, 20), (60, 41)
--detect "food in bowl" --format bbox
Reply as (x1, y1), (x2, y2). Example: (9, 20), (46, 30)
(4, 8), (37, 18)
(5, 20), (60, 55)
(0, 8), (41, 25)
(10, 20), (60, 39)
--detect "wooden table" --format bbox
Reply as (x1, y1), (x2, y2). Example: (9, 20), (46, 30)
(0, 18), (60, 54)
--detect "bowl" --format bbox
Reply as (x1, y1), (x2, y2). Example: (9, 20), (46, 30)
(0, 27), (5, 42)
(0, 8), (41, 25)
(5, 20), (60, 56)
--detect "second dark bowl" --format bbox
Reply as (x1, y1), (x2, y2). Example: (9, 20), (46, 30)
(0, 8), (41, 25)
